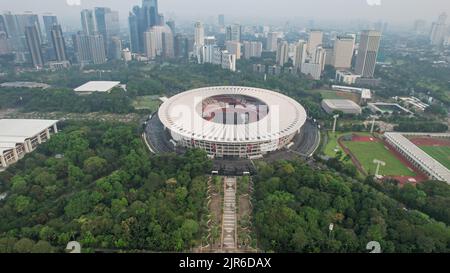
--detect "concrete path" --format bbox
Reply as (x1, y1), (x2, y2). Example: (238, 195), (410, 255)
(221, 177), (237, 251)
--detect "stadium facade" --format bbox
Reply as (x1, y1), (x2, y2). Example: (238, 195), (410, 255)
(158, 86), (307, 158)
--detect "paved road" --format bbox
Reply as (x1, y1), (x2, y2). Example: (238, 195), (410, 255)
(290, 119), (320, 157)
(221, 177), (237, 251)
(145, 112), (175, 153)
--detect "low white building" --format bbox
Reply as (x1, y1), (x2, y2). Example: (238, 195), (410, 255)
(0, 119), (59, 169)
(335, 70), (361, 85)
(321, 99), (362, 115)
(74, 81), (122, 95)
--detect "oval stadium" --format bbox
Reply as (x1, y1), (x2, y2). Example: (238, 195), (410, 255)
(154, 86), (308, 159)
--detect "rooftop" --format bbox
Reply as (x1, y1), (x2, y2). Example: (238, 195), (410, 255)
(74, 81), (121, 93)
(322, 99), (361, 109)
(0, 119), (58, 154)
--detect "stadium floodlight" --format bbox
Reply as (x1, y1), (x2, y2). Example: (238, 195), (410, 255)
(370, 116), (377, 133)
(373, 159), (386, 177)
(332, 114), (339, 133)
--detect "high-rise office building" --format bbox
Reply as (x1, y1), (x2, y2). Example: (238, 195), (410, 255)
(95, 7), (120, 55)
(266, 32), (280, 52)
(243, 41), (262, 59)
(294, 40), (307, 70)
(307, 30), (323, 56)
(174, 34), (189, 59)
(42, 14), (58, 43)
(143, 0), (160, 28)
(221, 50), (236, 71)
(0, 29), (9, 55)
(276, 41), (289, 66)
(332, 36), (355, 69)
(89, 34), (107, 64)
(194, 22), (205, 46)
(354, 30), (381, 78)
(144, 25), (173, 59)
(16, 12), (42, 41)
(50, 24), (68, 62)
(109, 36), (122, 60)
(25, 25), (44, 68)
(128, 0), (160, 54)
(218, 14), (225, 26)
(81, 9), (97, 35)
(128, 7), (141, 53)
(226, 24), (241, 42)
(166, 20), (175, 34)
(225, 41), (241, 59)
(72, 32), (106, 65)
(430, 12), (447, 46)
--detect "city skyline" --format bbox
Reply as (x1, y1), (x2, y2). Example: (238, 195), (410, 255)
(1, 0), (450, 29)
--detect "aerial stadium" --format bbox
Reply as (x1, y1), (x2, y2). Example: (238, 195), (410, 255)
(153, 86), (308, 159)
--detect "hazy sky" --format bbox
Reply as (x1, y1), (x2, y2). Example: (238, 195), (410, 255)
(2, 0), (450, 28)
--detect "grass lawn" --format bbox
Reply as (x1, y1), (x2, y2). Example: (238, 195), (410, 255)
(420, 146), (450, 170)
(132, 96), (161, 112)
(324, 131), (371, 158)
(343, 140), (416, 176)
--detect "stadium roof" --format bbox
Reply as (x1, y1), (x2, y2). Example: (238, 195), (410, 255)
(0, 119), (58, 154)
(74, 81), (121, 93)
(385, 132), (450, 184)
(158, 86), (307, 143)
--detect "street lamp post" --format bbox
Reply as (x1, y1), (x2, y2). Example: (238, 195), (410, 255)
(332, 114), (339, 133)
(370, 115), (377, 134)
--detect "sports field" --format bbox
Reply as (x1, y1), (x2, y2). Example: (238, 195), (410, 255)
(419, 146), (450, 170)
(308, 89), (360, 103)
(343, 140), (416, 176)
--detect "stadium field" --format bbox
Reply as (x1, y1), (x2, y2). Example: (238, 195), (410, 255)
(419, 146), (450, 170)
(343, 140), (416, 176)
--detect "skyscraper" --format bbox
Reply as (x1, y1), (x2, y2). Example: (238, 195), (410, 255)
(225, 41), (241, 60)
(226, 24), (241, 42)
(42, 14), (58, 43)
(142, 0), (160, 29)
(50, 24), (68, 62)
(174, 34), (189, 59)
(307, 30), (323, 56)
(128, 7), (141, 53)
(25, 25), (44, 68)
(16, 12), (42, 41)
(109, 36), (122, 60)
(144, 25), (173, 59)
(73, 32), (106, 65)
(294, 40), (307, 70)
(354, 30), (381, 78)
(332, 36), (355, 69)
(276, 41), (289, 66)
(166, 20), (175, 34)
(88, 34), (107, 64)
(128, 0), (160, 54)
(73, 32), (91, 63)
(243, 41), (262, 59)
(94, 7), (120, 53)
(81, 9), (97, 35)
(194, 22), (205, 46)
(266, 32), (280, 52)
(430, 12), (447, 46)
(218, 14), (225, 27)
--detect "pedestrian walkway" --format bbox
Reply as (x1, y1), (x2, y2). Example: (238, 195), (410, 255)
(221, 177), (237, 251)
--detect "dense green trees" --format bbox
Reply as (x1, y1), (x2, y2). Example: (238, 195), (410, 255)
(253, 160), (450, 253)
(0, 121), (212, 253)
